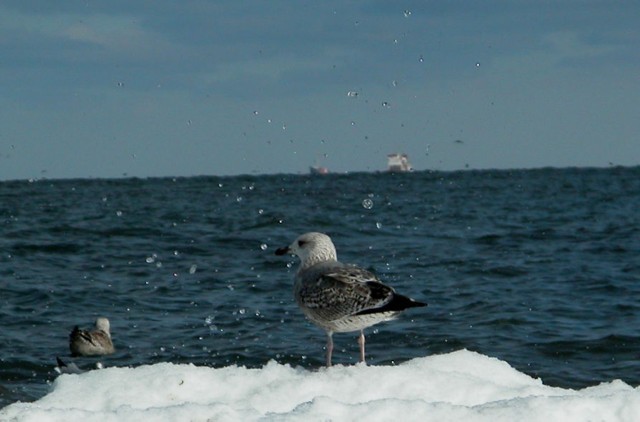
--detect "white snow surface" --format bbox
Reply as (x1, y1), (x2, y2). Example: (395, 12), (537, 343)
(3, 350), (639, 422)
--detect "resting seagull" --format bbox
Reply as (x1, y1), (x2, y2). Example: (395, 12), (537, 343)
(55, 356), (104, 374)
(55, 356), (84, 374)
(275, 232), (426, 366)
(69, 317), (115, 357)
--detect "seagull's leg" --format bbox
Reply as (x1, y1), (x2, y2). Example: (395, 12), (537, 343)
(326, 331), (334, 367)
(358, 330), (366, 364)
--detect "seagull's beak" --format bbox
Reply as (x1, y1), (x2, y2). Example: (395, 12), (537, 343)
(274, 246), (290, 256)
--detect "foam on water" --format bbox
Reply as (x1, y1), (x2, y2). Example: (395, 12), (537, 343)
(3, 350), (639, 421)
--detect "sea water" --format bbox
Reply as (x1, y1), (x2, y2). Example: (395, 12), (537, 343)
(1, 167), (639, 419)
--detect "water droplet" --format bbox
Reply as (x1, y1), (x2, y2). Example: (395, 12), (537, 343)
(362, 198), (374, 209)
(475, 62), (481, 67)
(236, 196), (243, 202)
(347, 91), (358, 98)
(146, 256), (155, 264)
(418, 55), (424, 63)
(189, 265), (197, 274)
(260, 243), (268, 251)
(116, 210), (123, 217)
(403, 10), (412, 18)
(239, 308), (246, 315)
(376, 222), (383, 229)
(382, 101), (390, 108)
(258, 209), (264, 215)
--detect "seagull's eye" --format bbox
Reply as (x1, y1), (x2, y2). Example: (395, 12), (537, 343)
(297, 240), (306, 247)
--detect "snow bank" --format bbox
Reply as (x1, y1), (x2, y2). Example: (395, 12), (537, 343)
(3, 350), (639, 422)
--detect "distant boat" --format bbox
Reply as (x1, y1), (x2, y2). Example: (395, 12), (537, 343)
(309, 165), (329, 175)
(387, 153), (413, 172)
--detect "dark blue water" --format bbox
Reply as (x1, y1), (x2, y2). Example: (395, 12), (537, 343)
(1, 167), (639, 407)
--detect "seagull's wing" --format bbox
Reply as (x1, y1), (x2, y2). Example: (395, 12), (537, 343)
(298, 265), (395, 318)
(91, 330), (111, 345)
(70, 326), (100, 347)
(55, 357), (84, 374)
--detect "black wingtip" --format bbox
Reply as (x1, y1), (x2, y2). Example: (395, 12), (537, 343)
(389, 294), (427, 311)
(355, 293), (426, 316)
(274, 246), (290, 256)
(407, 298), (428, 308)
(56, 356), (66, 367)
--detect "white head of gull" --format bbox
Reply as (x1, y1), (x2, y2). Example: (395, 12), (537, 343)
(276, 232), (426, 367)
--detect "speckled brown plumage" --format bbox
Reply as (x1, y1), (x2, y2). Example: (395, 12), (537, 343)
(276, 232), (426, 366)
(69, 317), (115, 357)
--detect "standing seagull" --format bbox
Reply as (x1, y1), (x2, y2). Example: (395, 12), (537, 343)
(69, 317), (115, 357)
(275, 232), (426, 366)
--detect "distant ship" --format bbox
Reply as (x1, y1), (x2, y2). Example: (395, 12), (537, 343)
(309, 165), (329, 175)
(387, 153), (413, 172)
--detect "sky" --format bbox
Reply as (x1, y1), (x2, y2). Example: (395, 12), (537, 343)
(0, 1), (638, 180)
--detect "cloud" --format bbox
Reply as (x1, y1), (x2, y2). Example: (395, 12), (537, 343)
(61, 18), (162, 56)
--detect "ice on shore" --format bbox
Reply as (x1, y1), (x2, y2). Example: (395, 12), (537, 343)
(3, 350), (639, 421)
